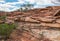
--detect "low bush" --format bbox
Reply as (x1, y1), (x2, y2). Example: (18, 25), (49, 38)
(0, 23), (16, 38)
(0, 15), (6, 20)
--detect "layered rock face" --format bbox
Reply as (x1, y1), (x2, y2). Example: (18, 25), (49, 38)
(5, 6), (60, 41)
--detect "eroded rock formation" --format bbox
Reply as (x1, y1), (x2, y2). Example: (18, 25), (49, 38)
(0, 6), (60, 41)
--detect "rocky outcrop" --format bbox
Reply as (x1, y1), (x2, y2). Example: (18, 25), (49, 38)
(1, 6), (60, 41)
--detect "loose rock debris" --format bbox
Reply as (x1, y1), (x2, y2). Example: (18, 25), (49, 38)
(6, 6), (60, 41)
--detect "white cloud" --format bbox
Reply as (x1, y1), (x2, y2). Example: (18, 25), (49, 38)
(0, 0), (60, 12)
(51, 0), (60, 5)
(25, 0), (35, 4)
(0, 0), (4, 1)
(6, 2), (24, 5)
(0, 0), (25, 12)
(18, 0), (25, 4)
(35, 0), (53, 5)
(0, 2), (18, 12)
(0, 0), (5, 3)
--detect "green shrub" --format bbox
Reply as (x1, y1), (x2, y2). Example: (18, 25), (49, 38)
(0, 15), (6, 20)
(0, 23), (16, 37)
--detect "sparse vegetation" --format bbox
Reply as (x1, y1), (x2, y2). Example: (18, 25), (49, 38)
(19, 3), (34, 12)
(0, 15), (6, 20)
(0, 23), (16, 38)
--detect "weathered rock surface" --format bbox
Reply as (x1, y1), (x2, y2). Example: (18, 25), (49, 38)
(2, 6), (60, 41)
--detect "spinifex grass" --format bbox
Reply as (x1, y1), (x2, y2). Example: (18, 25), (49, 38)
(0, 23), (16, 38)
(0, 15), (6, 20)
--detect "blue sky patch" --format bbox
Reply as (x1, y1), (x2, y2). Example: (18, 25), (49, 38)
(0, 0), (60, 12)
(5, 0), (18, 2)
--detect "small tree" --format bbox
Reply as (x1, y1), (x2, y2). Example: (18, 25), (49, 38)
(23, 3), (33, 9)
(19, 3), (34, 12)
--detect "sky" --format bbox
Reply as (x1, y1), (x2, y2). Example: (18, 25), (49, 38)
(0, 0), (60, 12)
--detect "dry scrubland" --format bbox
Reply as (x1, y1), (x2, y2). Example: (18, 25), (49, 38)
(0, 6), (60, 41)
